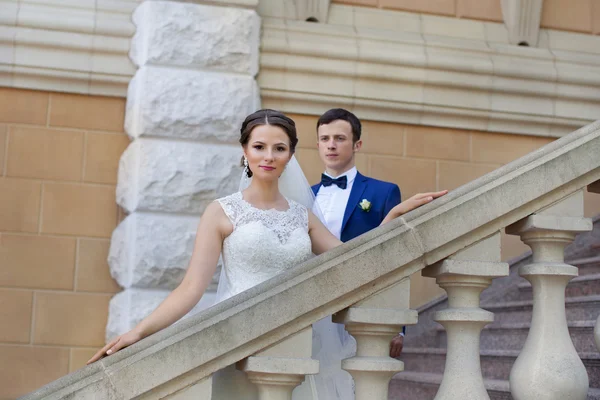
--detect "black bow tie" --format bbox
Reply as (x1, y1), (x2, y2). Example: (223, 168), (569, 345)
(321, 174), (348, 189)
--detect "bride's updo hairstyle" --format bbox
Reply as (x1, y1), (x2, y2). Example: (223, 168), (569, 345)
(239, 109), (298, 178)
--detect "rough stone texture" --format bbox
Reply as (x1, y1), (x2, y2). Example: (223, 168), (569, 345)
(108, 212), (222, 290)
(106, 288), (217, 341)
(130, 2), (260, 75)
(116, 139), (241, 213)
(125, 66), (260, 141)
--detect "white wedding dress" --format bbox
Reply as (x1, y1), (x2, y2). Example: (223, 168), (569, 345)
(211, 191), (355, 400)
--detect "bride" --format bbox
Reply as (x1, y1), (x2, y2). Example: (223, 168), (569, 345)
(87, 109), (446, 398)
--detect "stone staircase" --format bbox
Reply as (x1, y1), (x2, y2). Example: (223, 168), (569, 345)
(390, 217), (600, 399)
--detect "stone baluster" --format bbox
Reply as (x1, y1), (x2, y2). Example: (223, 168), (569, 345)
(590, 182), (600, 352)
(594, 316), (600, 351)
(238, 327), (319, 400)
(506, 190), (592, 400)
(332, 278), (417, 400)
(422, 232), (508, 400)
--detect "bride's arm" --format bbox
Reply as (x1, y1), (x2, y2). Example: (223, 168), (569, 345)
(87, 201), (231, 364)
(308, 211), (343, 255)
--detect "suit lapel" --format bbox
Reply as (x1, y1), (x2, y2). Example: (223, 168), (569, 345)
(341, 172), (368, 234)
(312, 183), (321, 196)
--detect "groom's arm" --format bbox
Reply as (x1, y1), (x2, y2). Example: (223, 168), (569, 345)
(382, 184), (401, 220)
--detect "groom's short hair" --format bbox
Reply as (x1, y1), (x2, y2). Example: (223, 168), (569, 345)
(317, 108), (362, 143)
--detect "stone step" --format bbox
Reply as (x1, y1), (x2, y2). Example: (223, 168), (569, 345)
(389, 371), (512, 400)
(401, 347), (600, 387)
(389, 371), (600, 400)
(515, 273), (600, 298)
(568, 256), (600, 275)
(482, 295), (600, 323)
(434, 320), (597, 353)
(491, 257), (600, 303)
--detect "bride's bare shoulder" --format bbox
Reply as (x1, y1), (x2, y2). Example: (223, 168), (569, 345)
(198, 200), (234, 236)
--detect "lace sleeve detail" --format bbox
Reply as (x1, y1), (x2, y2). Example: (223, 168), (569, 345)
(216, 193), (244, 228)
(290, 200), (309, 231)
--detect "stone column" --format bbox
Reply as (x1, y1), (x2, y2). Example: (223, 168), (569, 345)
(333, 278), (417, 400)
(506, 190), (592, 400)
(422, 233), (509, 400)
(238, 327), (319, 400)
(107, 1), (260, 339)
(500, 0), (544, 46)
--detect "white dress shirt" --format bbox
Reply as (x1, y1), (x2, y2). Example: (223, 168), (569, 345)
(315, 167), (357, 240)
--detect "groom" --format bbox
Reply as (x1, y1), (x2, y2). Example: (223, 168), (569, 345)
(311, 108), (405, 357)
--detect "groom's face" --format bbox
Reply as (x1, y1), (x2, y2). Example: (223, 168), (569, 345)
(317, 120), (361, 175)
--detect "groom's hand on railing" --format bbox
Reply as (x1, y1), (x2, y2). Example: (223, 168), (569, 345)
(389, 333), (404, 358)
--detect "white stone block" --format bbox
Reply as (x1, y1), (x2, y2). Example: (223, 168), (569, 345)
(106, 287), (217, 341)
(125, 66), (260, 141)
(109, 211), (219, 290)
(130, 1), (260, 75)
(116, 139), (242, 213)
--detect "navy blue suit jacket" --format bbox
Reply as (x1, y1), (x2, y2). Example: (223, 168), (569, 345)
(313, 171), (404, 335)
(312, 172), (401, 243)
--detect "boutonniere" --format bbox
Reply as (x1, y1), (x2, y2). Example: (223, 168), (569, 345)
(359, 199), (371, 212)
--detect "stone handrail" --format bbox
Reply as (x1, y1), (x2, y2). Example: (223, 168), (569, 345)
(21, 120), (600, 399)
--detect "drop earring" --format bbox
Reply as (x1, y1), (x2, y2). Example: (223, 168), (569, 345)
(243, 157), (250, 178)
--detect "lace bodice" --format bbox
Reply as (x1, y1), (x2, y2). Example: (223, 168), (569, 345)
(215, 192), (313, 301)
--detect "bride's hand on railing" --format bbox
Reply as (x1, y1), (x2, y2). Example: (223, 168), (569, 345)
(383, 190), (448, 224)
(86, 328), (144, 364)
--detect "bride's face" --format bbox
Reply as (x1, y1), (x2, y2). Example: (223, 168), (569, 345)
(244, 124), (293, 181)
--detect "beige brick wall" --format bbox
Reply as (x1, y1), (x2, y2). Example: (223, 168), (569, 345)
(0, 88), (128, 399)
(541, 0), (600, 34)
(292, 113), (600, 308)
(333, 0), (600, 34)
